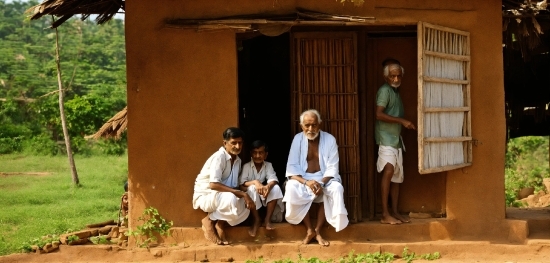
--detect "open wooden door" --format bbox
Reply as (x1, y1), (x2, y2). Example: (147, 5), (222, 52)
(291, 32), (361, 222)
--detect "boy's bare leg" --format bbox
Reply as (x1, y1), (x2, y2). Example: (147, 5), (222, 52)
(390, 183), (410, 223)
(381, 163), (402, 225)
(301, 210), (316, 244)
(314, 203), (329, 246)
(264, 199), (277, 230)
(248, 208), (261, 237)
(214, 220), (229, 245)
(201, 216), (221, 244)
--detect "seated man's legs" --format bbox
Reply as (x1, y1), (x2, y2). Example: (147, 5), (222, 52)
(196, 192), (250, 244)
(245, 185), (262, 236)
(322, 181), (349, 232)
(264, 184), (283, 230)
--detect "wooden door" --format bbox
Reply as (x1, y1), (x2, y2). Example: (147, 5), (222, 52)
(291, 32), (361, 222)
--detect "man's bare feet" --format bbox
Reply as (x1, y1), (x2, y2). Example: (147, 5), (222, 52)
(392, 213), (411, 223)
(380, 214), (402, 225)
(265, 220), (275, 230)
(248, 221), (261, 237)
(315, 233), (330, 246)
(201, 216), (221, 244)
(302, 229), (316, 244)
(214, 221), (229, 245)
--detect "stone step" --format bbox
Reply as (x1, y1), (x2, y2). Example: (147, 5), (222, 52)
(161, 218), (454, 246)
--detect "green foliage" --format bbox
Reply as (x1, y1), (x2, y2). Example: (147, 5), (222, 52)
(339, 250), (395, 263)
(0, 0), (127, 155)
(89, 235), (111, 245)
(19, 234), (59, 253)
(401, 247), (440, 263)
(67, 235), (79, 244)
(125, 207), (173, 248)
(505, 136), (549, 206)
(0, 154), (128, 255)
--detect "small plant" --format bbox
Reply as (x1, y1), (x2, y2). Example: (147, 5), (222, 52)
(339, 250), (395, 263)
(19, 234), (60, 253)
(125, 206), (173, 248)
(401, 247), (441, 262)
(246, 256), (265, 263)
(89, 235), (111, 245)
(67, 235), (79, 244)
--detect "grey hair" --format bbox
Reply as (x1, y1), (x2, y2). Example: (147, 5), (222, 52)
(300, 109), (322, 124)
(383, 64), (405, 77)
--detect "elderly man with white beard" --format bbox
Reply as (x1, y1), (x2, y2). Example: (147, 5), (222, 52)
(282, 109), (349, 246)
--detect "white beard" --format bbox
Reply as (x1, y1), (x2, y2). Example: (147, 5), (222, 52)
(306, 131), (319, 141)
(390, 82), (401, 88)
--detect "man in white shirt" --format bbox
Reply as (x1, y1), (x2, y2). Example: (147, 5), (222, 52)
(283, 109), (349, 246)
(239, 140), (284, 236)
(192, 127), (255, 245)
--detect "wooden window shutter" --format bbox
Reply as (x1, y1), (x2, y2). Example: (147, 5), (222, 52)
(417, 22), (473, 174)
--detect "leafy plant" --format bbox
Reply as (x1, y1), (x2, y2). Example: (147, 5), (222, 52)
(505, 136), (549, 206)
(89, 235), (111, 245)
(67, 235), (79, 244)
(401, 247), (440, 262)
(19, 234), (60, 253)
(339, 250), (395, 263)
(125, 207), (173, 248)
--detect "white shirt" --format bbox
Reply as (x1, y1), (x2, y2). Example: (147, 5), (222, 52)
(194, 147), (241, 195)
(240, 160), (278, 185)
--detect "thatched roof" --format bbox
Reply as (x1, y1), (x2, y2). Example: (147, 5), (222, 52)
(26, 0), (125, 28)
(85, 106), (127, 140)
(502, 0), (549, 58)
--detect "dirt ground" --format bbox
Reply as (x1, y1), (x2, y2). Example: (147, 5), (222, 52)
(1, 240), (550, 263)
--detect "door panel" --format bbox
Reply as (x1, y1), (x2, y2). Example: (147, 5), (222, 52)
(291, 32), (361, 222)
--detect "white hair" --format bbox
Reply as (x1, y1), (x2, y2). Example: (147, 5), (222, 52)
(300, 109), (322, 124)
(383, 64), (405, 77)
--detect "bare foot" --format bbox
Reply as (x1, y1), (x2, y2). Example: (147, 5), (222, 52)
(201, 216), (221, 244)
(265, 221), (275, 230)
(248, 221), (261, 237)
(315, 233), (330, 246)
(214, 221), (229, 245)
(302, 229), (316, 244)
(392, 213), (411, 223)
(380, 215), (402, 225)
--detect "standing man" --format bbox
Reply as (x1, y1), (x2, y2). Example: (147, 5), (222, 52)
(283, 109), (349, 246)
(376, 58), (416, 225)
(192, 127), (255, 245)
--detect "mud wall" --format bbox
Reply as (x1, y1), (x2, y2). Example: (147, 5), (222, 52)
(124, 0), (505, 239)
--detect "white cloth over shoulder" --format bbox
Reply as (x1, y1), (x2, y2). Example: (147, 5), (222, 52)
(283, 132), (349, 232)
(377, 145), (404, 183)
(285, 131), (341, 182)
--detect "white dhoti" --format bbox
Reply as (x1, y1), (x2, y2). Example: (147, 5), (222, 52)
(193, 192), (250, 226)
(282, 172), (349, 232)
(377, 145), (404, 183)
(245, 184), (285, 222)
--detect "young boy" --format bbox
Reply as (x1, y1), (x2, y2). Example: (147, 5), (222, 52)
(239, 140), (284, 236)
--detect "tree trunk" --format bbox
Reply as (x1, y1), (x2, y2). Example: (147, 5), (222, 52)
(54, 17), (79, 186)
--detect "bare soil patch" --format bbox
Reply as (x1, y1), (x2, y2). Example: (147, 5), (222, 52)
(0, 172), (51, 177)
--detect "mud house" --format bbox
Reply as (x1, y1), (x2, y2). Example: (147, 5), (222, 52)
(30, 0), (539, 244)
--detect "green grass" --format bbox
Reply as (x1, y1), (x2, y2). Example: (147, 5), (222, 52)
(0, 153), (128, 256)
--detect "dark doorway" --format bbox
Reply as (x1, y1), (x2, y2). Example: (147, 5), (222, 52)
(237, 33), (292, 184)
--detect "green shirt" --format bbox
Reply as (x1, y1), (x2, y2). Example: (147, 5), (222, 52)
(375, 83), (404, 148)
